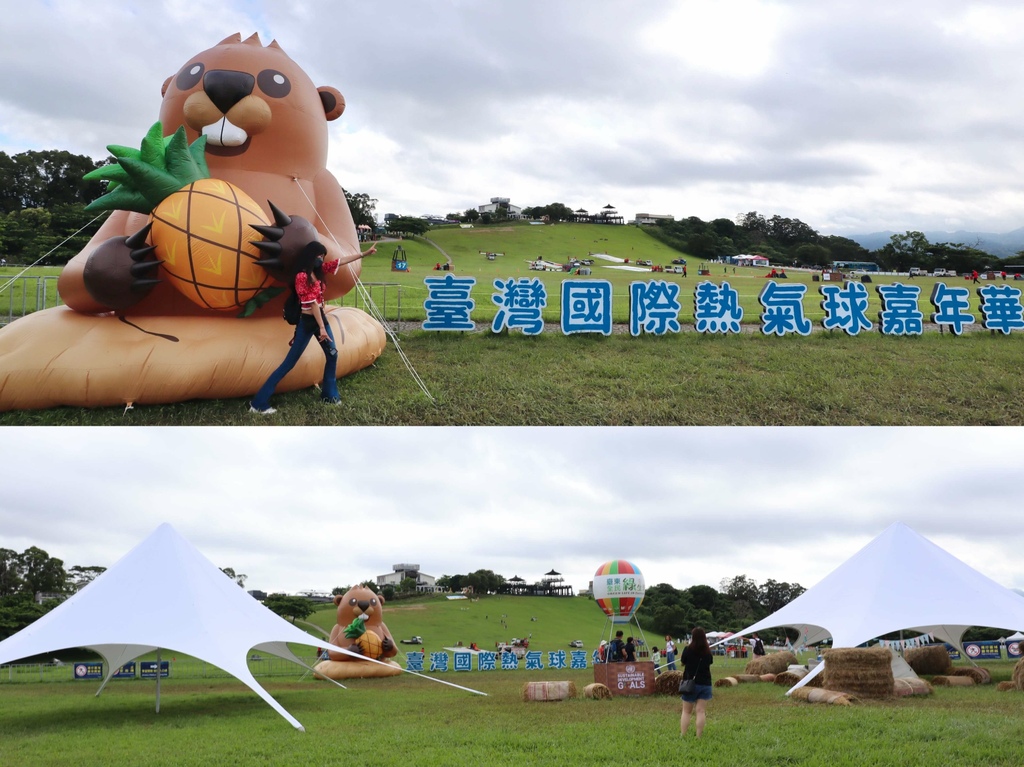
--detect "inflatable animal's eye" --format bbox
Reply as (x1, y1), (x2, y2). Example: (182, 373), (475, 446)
(257, 69), (291, 98)
(370, 598), (378, 606)
(349, 598), (358, 606)
(176, 62), (205, 91)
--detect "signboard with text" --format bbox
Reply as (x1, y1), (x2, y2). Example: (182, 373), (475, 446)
(593, 661), (655, 696)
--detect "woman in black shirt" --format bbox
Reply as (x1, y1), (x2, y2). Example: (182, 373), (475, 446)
(679, 627), (714, 738)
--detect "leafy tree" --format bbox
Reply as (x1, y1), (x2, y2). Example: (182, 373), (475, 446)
(759, 579), (805, 614)
(343, 189), (378, 230)
(262, 594), (315, 623)
(66, 565), (105, 593)
(464, 569), (504, 595)
(882, 231), (930, 272)
(0, 593), (58, 640)
(462, 208), (480, 223)
(0, 549), (22, 597)
(794, 243), (831, 268)
(386, 216), (430, 236)
(380, 585), (396, 602)
(220, 567), (247, 588)
(17, 547), (66, 597)
(398, 577), (418, 594)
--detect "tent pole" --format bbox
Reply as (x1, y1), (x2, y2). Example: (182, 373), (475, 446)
(155, 649), (161, 713)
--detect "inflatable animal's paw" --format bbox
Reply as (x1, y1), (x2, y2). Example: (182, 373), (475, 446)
(251, 202), (320, 281)
(82, 224), (161, 311)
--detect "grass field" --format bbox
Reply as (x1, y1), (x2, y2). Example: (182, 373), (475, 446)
(2, 223), (1023, 425)
(3, 595), (1022, 766)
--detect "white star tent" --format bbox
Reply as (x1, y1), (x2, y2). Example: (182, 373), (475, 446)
(0, 523), (366, 730)
(723, 522), (1024, 690)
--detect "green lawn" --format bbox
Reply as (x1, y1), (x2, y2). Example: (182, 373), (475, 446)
(3, 224), (1023, 425)
(3, 594), (1022, 767)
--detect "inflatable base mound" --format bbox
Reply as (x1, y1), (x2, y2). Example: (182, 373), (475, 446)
(313, 659), (403, 680)
(0, 305), (385, 411)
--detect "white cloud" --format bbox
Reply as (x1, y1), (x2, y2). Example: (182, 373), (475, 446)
(6, 1), (1024, 233)
(4, 427), (1024, 601)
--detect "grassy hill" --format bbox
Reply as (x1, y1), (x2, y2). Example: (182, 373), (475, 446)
(308, 594), (616, 654)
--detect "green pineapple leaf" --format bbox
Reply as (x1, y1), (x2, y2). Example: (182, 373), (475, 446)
(164, 127), (207, 186)
(343, 617), (367, 639)
(83, 121), (211, 214)
(138, 122), (168, 173)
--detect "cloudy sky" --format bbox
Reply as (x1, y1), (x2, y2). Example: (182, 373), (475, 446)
(4, 1), (1024, 236)
(5, 427), (1023, 600)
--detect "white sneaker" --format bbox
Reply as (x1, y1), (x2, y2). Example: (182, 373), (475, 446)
(249, 405), (277, 415)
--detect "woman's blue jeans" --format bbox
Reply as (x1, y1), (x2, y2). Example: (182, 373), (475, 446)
(251, 314), (339, 410)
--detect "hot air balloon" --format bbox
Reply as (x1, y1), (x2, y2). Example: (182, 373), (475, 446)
(593, 560), (646, 623)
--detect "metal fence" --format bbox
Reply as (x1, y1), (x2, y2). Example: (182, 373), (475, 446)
(0, 276), (62, 327)
(0, 277), (409, 327)
(0, 654), (325, 685)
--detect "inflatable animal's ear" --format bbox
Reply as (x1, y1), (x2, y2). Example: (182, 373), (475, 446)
(318, 87), (345, 120)
(334, 594), (344, 606)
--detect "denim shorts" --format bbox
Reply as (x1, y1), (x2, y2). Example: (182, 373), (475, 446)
(681, 683), (713, 703)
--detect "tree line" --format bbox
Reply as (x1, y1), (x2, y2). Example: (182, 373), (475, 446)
(3, 148), (1020, 275)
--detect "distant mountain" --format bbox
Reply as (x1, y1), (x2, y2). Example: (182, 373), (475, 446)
(848, 228), (1024, 259)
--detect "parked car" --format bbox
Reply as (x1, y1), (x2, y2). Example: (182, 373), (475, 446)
(568, 640), (584, 648)
(671, 258), (687, 265)
(635, 259), (653, 267)
(909, 267), (925, 276)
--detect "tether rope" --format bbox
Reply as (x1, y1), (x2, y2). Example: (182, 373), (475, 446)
(0, 211), (110, 294)
(291, 179), (436, 404)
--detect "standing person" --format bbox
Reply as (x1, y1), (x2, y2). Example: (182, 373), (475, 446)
(664, 635), (677, 671)
(651, 646), (662, 674)
(608, 631), (626, 662)
(249, 241), (375, 414)
(679, 627), (714, 739)
(752, 633), (766, 657)
(624, 636), (637, 662)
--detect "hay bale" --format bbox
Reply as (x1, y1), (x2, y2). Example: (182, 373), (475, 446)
(733, 673), (764, 683)
(790, 686), (857, 705)
(822, 647), (894, 699)
(714, 676), (739, 687)
(893, 677), (933, 697)
(759, 673), (777, 683)
(996, 681), (1017, 692)
(948, 667), (991, 684)
(774, 671), (806, 687)
(905, 645), (953, 676)
(522, 680), (576, 701)
(931, 675), (974, 687)
(654, 670), (684, 695)
(583, 683), (612, 700)
(1013, 658), (1024, 690)
(745, 651), (798, 676)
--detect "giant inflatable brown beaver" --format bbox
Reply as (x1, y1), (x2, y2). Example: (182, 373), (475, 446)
(0, 33), (385, 411)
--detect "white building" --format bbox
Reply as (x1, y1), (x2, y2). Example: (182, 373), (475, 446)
(477, 197), (523, 219)
(376, 563), (437, 593)
(634, 213), (675, 225)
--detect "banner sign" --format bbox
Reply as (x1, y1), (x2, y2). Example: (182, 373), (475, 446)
(1007, 641), (1022, 658)
(140, 661), (170, 679)
(112, 662), (136, 679)
(423, 277), (1024, 336)
(963, 641), (1001, 660)
(73, 662), (103, 680)
(945, 643), (961, 660)
(405, 649), (588, 673)
(593, 661), (656, 696)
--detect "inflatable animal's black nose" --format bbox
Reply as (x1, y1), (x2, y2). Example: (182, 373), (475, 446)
(357, 600), (371, 611)
(203, 70), (255, 114)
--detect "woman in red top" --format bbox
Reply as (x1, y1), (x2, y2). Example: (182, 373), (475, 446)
(250, 240), (375, 414)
